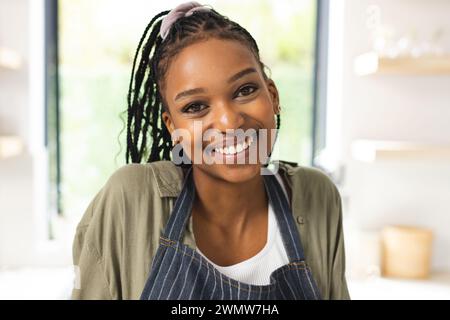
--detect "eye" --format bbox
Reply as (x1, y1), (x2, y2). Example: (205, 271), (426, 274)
(183, 102), (208, 114)
(235, 84), (259, 98)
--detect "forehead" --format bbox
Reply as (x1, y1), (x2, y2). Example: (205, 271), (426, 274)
(164, 38), (260, 99)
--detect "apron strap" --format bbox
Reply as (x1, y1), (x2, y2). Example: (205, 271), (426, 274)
(162, 166), (306, 262)
(263, 174), (306, 261)
(163, 166), (195, 240)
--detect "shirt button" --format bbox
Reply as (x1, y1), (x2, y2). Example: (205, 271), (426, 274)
(296, 216), (305, 224)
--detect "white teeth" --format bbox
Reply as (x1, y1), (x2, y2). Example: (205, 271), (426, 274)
(213, 134), (256, 155)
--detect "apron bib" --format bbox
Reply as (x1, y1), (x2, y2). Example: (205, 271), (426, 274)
(140, 166), (322, 300)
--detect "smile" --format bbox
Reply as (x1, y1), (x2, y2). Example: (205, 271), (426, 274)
(212, 132), (257, 156)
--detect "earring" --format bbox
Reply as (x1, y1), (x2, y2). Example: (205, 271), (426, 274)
(275, 106), (281, 130)
(171, 138), (179, 147)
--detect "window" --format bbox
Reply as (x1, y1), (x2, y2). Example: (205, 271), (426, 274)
(49, 0), (322, 233)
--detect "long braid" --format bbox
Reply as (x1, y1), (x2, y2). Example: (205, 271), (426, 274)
(138, 28), (164, 162)
(137, 24), (164, 162)
(126, 11), (169, 163)
(125, 8), (281, 164)
(126, 15), (162, 163)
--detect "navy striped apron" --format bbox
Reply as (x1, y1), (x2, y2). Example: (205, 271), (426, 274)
(140, 166), (322, 300)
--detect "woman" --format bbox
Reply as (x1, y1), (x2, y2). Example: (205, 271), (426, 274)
(71, 1), (350, 300)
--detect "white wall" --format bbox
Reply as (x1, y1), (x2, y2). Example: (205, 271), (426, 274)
(0, 0), (69, 268)
(340, 0), (450, 273)
(0, 0), (32, 266)
(0, 1), (29, 136)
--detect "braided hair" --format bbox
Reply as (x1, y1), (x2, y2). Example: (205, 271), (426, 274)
(125, 8), (280, 164)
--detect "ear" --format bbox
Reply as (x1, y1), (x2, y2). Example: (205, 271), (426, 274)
(162, 111), (175, 135)
(266, 78), (280, 114)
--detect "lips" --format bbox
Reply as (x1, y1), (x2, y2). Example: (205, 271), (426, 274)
(214, 135), (254, 155)
(207, 131), (258, 156)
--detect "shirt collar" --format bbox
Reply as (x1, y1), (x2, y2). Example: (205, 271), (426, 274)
(150, 160), (298, 198)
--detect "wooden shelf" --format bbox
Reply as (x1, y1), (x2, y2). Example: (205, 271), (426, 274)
(0, 135), (24, 159)
(354, 52), (450, 76)
(351, 139), (450, 162)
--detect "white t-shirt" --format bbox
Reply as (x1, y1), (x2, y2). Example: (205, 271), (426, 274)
(195, 172), (290, 285)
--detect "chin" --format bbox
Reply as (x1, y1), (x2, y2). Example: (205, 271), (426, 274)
(199, 163), (262, 184)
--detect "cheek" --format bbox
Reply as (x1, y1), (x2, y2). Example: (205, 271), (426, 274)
(247, 97), (276, 129)
(177, 122), (204, 163)
(249, 97), (277, 154)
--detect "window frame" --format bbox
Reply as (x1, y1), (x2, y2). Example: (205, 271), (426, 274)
(45, 0), (62, 225)
(312, 0), (330, 167)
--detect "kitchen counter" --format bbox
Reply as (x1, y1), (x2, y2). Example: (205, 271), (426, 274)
(347, 271), (450, 300)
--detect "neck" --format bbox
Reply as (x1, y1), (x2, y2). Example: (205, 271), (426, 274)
(191, 167), (268, 233)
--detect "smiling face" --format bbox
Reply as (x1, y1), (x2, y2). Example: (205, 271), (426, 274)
(161, 38), (280, 183)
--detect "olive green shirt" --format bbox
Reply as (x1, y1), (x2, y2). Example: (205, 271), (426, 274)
(71, 160), (350, 300)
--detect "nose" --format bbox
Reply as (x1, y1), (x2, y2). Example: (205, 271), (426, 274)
(212, 103), (245, 133)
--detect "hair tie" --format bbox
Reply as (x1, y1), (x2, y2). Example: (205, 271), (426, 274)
(160, 1), (211, 40)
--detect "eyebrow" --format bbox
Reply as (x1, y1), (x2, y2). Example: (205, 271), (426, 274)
(174, 67), (257, 102)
